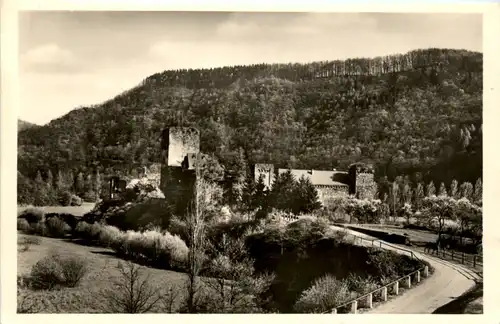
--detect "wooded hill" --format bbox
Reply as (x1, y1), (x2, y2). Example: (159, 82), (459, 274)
(18, 48), (482, 191)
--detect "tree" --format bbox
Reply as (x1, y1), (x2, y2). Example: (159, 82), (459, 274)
(459, 182), (474, 200)
(450, 179), (459, 199)
(185, 152), (211, 312)
(422, 195), (458, 240)
(46, 170), (54, 190)
(269, 170), (296, 213)
(292, 176), (321, 215)
(203, 235), (274, 313)
(402, 183), (412, 205)
(253, 174), (270, 218)
(95, 170), (103, 198)
(75, 172), (85, 196)
(400, 202), (413, 225)
(438, 182), (448, 197)
(55, 170), (69, 192)
(388, 181), (399, 217)
(472, 177), (482, 205)
(413, 182), (425, 211)
(240, 172), (256, 212)
(100, 261), (162, 313)
(426, 181), (436, 197)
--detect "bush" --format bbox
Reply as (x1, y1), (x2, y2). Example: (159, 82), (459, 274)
(29, 221), (48, 237)
(75, 221), (93, 239)
(56, 254), (89, 287)
(30, 253), (64, 290)
(17, 218), (31, 232)
(98, 225), (124, 247)
(29, 251), (88, 290)
(58, 191), (73, 206)
(45, 217), (71, 238)
(70, 194), (83, 206)
(293, 275), (352, 313)
(19, 207), (45, 224)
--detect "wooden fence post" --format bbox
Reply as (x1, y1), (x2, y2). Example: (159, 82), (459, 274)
(473, 255), (476, 267)
(351, 300), (358, 314)
(367, 293), (373, 309)
(406, 276), (411, 288)
(416, 270), (421, 283)
(393, 281), (399, 295)
(461, 252), (465, 264)
(381, 287), (388, 301)
(424, 266), (429, 277)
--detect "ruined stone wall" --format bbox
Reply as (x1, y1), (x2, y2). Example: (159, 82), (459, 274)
(254, 163), (275, 189)
(160, 127), (200, 215)
(355, 173), (377, 200)
(316, 185), (349, 204)
(161, 127), (200, 167)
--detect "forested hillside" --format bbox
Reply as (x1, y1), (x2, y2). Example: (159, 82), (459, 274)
(18, 48), (482, 196)
(18, 119), (37, 132)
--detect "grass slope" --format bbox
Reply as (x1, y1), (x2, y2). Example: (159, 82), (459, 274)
(17, 233), (187, 313)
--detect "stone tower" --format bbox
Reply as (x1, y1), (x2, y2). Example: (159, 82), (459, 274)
(160, 127), (200, 215)
(253, 163), (275, 190)
(348, 163), (377, 199)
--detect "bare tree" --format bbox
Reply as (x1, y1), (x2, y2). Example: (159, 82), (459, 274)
(100, 261), (163, 313)
(184, 152), (212, 312)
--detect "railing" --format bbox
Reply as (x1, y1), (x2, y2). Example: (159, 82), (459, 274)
(326, 265), (429, 314)
(279, 216), (429, 314)
(420, 247), (483, 268)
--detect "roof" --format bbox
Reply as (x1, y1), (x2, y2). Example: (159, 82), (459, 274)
(278, 169), (349, 187)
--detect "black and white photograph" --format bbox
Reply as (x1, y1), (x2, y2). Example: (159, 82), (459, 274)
(4, 7), (492, 316)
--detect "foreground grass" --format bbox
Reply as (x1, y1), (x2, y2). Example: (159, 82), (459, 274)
(17, 203), (96, 217)
(432, 282), (483, 314)
(17, 233), (188, 313)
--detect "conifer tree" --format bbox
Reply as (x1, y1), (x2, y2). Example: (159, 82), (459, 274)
(438, 182), (448, 197)
(473, 177), (482, 205)
(413, 182), (424, 211)
(450, 179), (459, 199)
(426, 181), (436, 197)
(459, 182), (474, 200)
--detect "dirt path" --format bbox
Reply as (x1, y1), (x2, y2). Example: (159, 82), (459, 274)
(330, 225), (480, 314)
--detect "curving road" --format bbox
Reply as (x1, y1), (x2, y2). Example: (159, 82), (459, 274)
(329, 225), (481, 314)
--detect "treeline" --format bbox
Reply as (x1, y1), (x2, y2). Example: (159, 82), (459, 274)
(18, 48), (482, 196)
(378, 176), (482, 215)
(17, 169), (104, 206)
(140, 48), (482, 90)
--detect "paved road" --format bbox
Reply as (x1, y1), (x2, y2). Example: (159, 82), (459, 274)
(330, 225), (481, 314)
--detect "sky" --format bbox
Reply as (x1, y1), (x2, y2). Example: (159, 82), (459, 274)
(18, 11), (483, 125)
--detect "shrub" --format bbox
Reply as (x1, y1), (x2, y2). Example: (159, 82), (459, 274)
(46, 217), (71, 238)
(98, 225), (124, 247)
(75, 221), (93, 239)
(100, 261), (162, 313)
(46, 213), (79, 230)
(82, 190), (98, 202)
(58, 191), (73, 206)
(293, 274), (352, 313)
(17, 218), (31, 232)
(29, 251), (88, 290)
(29, 221), (48, 237)
(30, 253), (64, 290)
(345, 273), (380, 295)
(56, 255), (89, 287)
(19, 207), (45, 224)
(70, 194), (83, 206)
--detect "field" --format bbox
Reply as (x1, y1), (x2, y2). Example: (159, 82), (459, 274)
(17, 203), (96, 217)
(17, 233), (188, 313)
